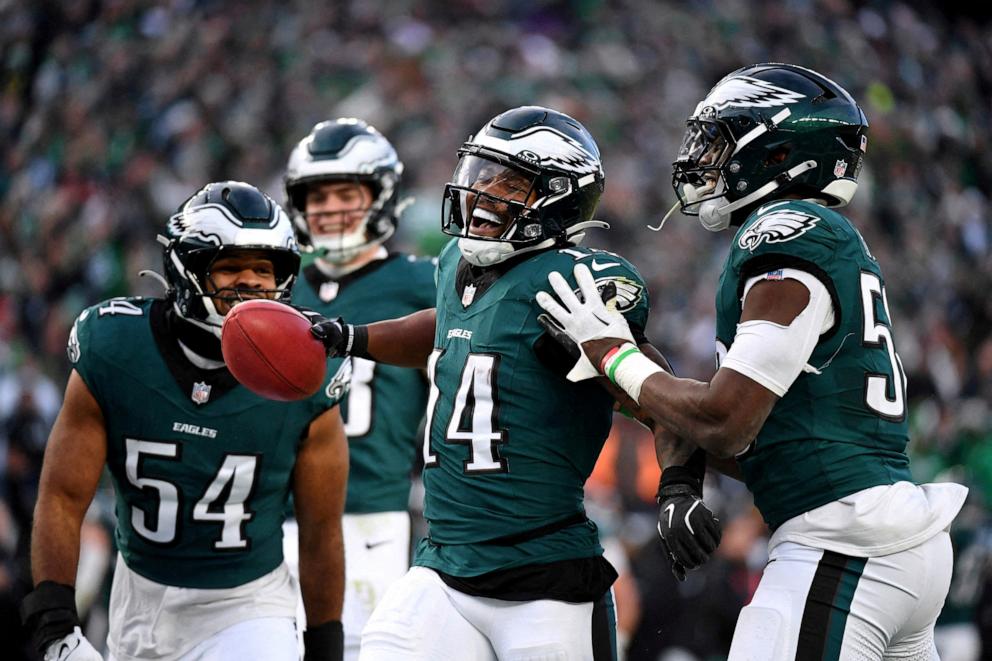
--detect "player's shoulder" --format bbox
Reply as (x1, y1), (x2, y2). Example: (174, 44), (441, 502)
(529, 245), (646, 284)
(68, 297), (156, 372)
(731, 199), (845, 263)
(524, 245), (649, 317)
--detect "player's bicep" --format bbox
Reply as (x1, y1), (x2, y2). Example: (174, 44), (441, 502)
(739, 278), (809, 325)
(38, 371), (107, 510)
(293, 407), (348, 526)
(722, 271), (834, 398)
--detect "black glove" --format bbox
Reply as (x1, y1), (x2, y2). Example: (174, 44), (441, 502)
(656, 465), (722, 581)
(296, 305), (347, 357)
(306, 312), (369, 359)
(303, 620), (344, 661)
(20, 581), (81, 657)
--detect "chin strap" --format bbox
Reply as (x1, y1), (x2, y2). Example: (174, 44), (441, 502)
(564, 219), (610, 245)
(718, 159), (818, 217)
(138, 269), (170, 292)
(648, 201), (681, 232)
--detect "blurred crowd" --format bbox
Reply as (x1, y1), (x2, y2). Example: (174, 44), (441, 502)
(2, 0), (991, 659)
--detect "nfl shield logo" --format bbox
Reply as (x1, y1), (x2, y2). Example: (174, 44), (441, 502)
(833, 159), (848, 178)
(191, 381), (211, 405)
(860, 135), (868, 153)
(461, 284), (477, 308)
(319, 281), (339, 302)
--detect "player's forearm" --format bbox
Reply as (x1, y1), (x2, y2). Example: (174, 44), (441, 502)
(364, 308), (436, 368)
(638, 370), (756, 458)
(654, 426), (700, 471)
(298, 519), (345, 624)
(30, 493), (85, 586)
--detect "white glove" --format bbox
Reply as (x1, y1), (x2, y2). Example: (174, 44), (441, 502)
(44, 627), (102, 661)
(535, 263), (635, 382)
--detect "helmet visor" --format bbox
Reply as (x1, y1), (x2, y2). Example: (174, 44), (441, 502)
(442, 155), (539, 241)
(673, 120), (732, 213)
(675, 120), (731, 176)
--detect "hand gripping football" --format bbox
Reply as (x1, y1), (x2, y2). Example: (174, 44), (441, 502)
(221, 299), (327, 401)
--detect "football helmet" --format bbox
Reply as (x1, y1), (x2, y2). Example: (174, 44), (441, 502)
(161, 181), (300, 337)
(673, 63), (869, 231)
(284, 118), (406, 263)
(442, 106), (607, 267)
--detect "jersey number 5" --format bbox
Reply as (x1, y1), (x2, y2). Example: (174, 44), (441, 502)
(860, 272), (906, 420)
(423, 350), (508, 474)
(125, 439), (259, 549)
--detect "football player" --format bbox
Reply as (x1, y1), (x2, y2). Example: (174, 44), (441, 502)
(538, 64), (969, 660)
(310, 106), (720, 660)
(283, 118), (436, 660)
(21, 182), (350, 661)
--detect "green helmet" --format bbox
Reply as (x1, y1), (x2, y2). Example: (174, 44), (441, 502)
(672, 63), (869, 231)
(161, 181), (300, 338)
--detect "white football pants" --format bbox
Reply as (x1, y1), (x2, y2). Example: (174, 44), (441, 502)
(728, 531), (953, 660)
(359, 565), (618, 660)
(107, 616), (298, 661)
(283, 511), (411, 661)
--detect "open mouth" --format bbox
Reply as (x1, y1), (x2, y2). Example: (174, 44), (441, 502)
(469, 207), (507, 235)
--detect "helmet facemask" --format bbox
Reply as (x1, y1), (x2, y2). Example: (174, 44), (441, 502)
(202, 247), (296, 314)
(442, 151), (587, 267)
(673, 119), (736, 230)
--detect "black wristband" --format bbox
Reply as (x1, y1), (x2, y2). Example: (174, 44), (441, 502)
(303, 620), (344, 661)
(20, 581), (80, 655)
(350, 325), (371, 360)
(659, 449), (707, 497)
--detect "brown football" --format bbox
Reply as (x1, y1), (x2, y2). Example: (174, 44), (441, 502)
(221, 299), (327, 401)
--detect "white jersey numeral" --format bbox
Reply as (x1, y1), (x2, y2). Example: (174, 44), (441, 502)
(192, 454), (258, 549)
(422, 350), (442, 468)
(125, 439), (259, 549)
(423, 351), (508, 474)
(98, 299), (145, 317)
(446, 354), (506, 473)
(343, 358), (376, 437)
(860, 272), (906, 420)
(125, 439), (180, 543)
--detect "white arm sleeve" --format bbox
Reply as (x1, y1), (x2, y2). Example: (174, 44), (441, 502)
(719, 268), (835, 396)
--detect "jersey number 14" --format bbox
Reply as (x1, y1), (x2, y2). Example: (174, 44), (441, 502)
(422, 350), (508, 474)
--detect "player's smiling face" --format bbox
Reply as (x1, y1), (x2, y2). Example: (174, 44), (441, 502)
(304, 181), (373, 238)
(205, 250), (278, 316)
(455, 157), (537, 239)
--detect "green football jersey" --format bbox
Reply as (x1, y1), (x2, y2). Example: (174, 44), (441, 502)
(415, 240), (650, 577)
(715, 199), (913, 529)
(293, 253), (436, 513)
(68, 298), (348, 589)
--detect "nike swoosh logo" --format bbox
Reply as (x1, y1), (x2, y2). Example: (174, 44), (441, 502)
(365, 539), (391, 550)
(56, 638), (79, 660)
(590, 260), (621, 271)
(663, 503), (675, 529)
